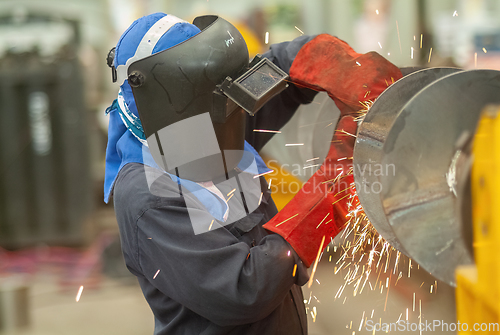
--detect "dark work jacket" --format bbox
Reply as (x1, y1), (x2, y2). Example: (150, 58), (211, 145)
(113, 36), (318, 335)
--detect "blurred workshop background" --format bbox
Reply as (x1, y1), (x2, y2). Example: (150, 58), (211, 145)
(0, 0), (499, 334)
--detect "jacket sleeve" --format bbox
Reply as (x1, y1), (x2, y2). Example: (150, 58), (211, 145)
(245, 35), (319, 151)
(134, 193), (309, 327)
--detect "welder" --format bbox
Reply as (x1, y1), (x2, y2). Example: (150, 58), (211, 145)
(104, 12), (401, 334)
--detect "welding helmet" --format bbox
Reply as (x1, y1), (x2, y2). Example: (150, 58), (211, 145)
(108, 14), (288, 182)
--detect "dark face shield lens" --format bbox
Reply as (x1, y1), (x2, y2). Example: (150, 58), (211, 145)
(219, 57), (289, 116)
(239, 62), (282, 96)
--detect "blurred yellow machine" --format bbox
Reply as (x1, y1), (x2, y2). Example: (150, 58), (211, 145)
(456, 106), (500, 334)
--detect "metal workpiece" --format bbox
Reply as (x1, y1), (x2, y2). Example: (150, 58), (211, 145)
(354, 68), (461, 257)
(382, 69), (500, 285)
(355, 68), (500, 286)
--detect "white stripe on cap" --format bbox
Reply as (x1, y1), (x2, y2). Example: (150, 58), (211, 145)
(116, 14), (186, 85)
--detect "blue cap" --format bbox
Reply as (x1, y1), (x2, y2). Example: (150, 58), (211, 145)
(114, 12), (201, 118)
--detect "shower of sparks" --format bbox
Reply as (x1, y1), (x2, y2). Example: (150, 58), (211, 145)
(375, 9), (379, 15)
(285, 143), (305, 146)
(359, 311), (365, 331)
(388, 52), (391, 56)
(317, 213), (331, 229)
(428, 48), (433, 63)
(304, 164), (321, 169)
(265, 32), (269, 44)
(306, 157), (320, 162)
(328, 181), (404, 302)
(311, 306), (317, 322)
(335, 130), (356, 138)
(419, 300), (422, 335)
(475, 52), (478, 68)
(153, 269), (161, 279)
(227, 193), (235, 202)
(393, 251), (401, 274)
(395, 272), (403, 285)
(420, 34), (423, 48)
(396, 21), (402, 54)
(299, 119), (340, 128)
(483, 47), (488, 53)
(304, 100), (428, 327)
(253, 129), (281, 133)
(384, 276), (391, 311)
(227, 189), (236, 197)
(208, 219), (215, 231)
(253, 170), (274, 178)
(378, 42), (383, 49)
(295, 26), (304, 35)
(356, 61), (361, 66)
(75, 286), (84, 302)
(411, 47), (414, 59)
(308, 235), (326, 288)
(292, 264), (298, 277)
(275, 213), (299, 227)
(453, 10), (458, 17)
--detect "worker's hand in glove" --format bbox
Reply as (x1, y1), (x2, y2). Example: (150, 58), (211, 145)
(263, 116), (358, 267)
(263, 35), (402, 267)
(289, 34), (402, 115)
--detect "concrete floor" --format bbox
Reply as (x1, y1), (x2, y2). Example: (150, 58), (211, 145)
(4, 276), (154, 335)
(0, 208), (457, 335)
(0, 262), (457, 335)
(4, 262), (455, 335)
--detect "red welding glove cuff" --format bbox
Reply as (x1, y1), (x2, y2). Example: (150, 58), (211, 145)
(289, 34), (403, 115)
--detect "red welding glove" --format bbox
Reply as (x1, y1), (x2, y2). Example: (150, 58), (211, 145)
(263, 35), (402, 267)
(289, 34), (402, 116)
(263, 116), (357, 267)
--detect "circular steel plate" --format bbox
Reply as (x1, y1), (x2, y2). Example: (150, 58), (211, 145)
(379, 69), (500, 285)
(354, 68), (461, 256)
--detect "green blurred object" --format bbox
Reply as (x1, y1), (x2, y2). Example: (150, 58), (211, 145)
(265, 4), (300, 28)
